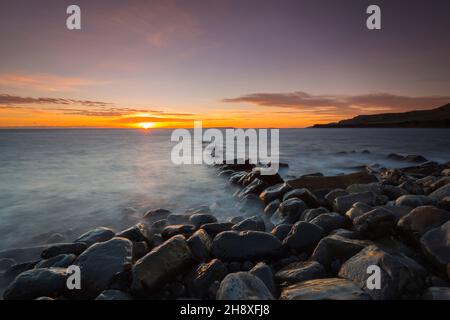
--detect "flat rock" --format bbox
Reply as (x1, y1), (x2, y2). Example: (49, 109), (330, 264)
(216, 272), (274, 300)
(287, 171), (376, 191)
(275, 261), (326, 286)
(279, 278), (370, 300)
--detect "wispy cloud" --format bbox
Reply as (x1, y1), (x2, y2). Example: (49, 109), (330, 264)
(223, 91), (450, 115)
(0, 94), (110, 107)
(0, 74), (109, 92)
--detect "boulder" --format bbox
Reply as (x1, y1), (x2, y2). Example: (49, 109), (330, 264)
(430, 177), (450, 190)
(272, 198), (307, 224)
(287, 171), (376, 191)
(96, 290), (133, 300)
(132, 241), (149, 261)
(324, 189), (348, 206)
(187, 229), (212, 262)
(161, 224), (196, 239)
(35, 254), (76, 268)
(259, 183), (291, 204)
(420, 221), (450, 273)
(250, 262), (276, 295)
(263, 199), (280, 218)
(301, 207), (329, 222)
(395, 195), (435, 208)
(429, 184), (450, 201)
(398, 206), (450, 244)
(353, 207), (397, 239)
(310, 213), (346, 234)
(73, 237), (133, 299)
(282, 188), (320, 208)
(201, 222), (234, 238)
(346, 183), (382, 195)
(75, 227), (115, 247)
(279, 278), (370, 300)
(167, 214), (191, 225)
(41, 243), (87, 259)
(116, 223), (153, 245)
(142, 208), (171, 224)
(345, 202), (373, 222)
(189, 214), (217, 229)
(333, 192), (377, 214)
(438, 196), (450, 211)
(283, 222), (324, 252)
(131, 235), (193, 295)
(338, 245), (427, 299)
(232, 216), (265, 232)
(381, 185), (408, 200)
(3, 268), (68, 300)
(275, 261), (326, 286)
(216, 272), (274, 300)
(212, 231), (282, 261)
(271, 224), (292, 241)
(185, 259), (228, 298)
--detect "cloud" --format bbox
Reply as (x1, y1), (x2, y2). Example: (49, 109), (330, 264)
(0, 74), (109, 92)
(223, 91), (450, 114)
(0, 94), (111, 107)
(112, 116), (193, 123)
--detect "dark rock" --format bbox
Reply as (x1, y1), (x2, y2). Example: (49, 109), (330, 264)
(2, 261), (39, 287)
(237, 178), (268, 199)
(353, 207), (396, 239)
(345, 202), (373, 222)
(232, 216), (265, 232)
(185, 259), (228, 298)
(338, 245), (427, 299)
(74, 237), (133, 299)
(287, 171), (377, 191)
(330, 228), (356, 238)
(187, 229), (212, 262)
(271, 224), (292, 241)
(131, 235), (194, 294)
(216, 272), (274, 300)
(150, 219), (168, 233)
(310, 213), (346, 234)
(275, 261), (326, 286)
(422, 287), (450, 300)
(212, 231), (282, 261)
(228, 261), (241, 273)
(142, 208), (171, 224)
(229, 171), (247, 184)
(241, 261), (254, 271)
(346, 183), (382, 195)
(333, 192), (377, 214)
(272, 198), (307, 224)
(167, 214), (191, 225)
(162, 224), (196, 239)
(429, 184), (450, 201)
(301, 207), (329, 222)
(431, 177), (450, 190)
(398, 206), (450, 244)
(438, 196), (450, 211)
(399, 181), (424, 195)
(35, 254), (76, 268)
(395, 195), (435, 208)
(96, 290), (133, 300)
(250, 262), (275, 294)
(263, 199), (280, 218)
(41, 243), (87, 259)
(75, 227), (115, 247)
(280, 278), (370, 300)
(420, 221), (450, 273)
(132, 241), (149, 261)
(382, 185), (408, 200)
(189, 214), (217, 229)
(311, 235), (371, 270)
(201, 222), (234, 238)
(218, 169), (235, 177)
(282, 188), (320, 208)
(116, 223), (153, 245)
(3, 268), (68, 300)
(324, 189), (348, 206)
(259, 183), (291, 204)
(283, 222), (324, 252)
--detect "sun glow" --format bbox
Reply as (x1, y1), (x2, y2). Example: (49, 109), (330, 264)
(139, 122), (156, 129)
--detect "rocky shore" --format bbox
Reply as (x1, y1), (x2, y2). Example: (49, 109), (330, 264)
(1, 154), (450, 300)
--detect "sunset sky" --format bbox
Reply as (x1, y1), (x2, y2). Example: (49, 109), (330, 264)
(0, 0), (449, 128)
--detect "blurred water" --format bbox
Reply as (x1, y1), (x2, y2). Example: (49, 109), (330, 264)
(0, 128), (449, 250)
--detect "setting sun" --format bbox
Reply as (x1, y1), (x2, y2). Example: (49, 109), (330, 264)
(139, 122), (156, 129)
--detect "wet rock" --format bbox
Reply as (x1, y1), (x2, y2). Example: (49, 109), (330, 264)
(259, 183), (291, 204)
(41, 243), (87, 259)
(74, 237), (133, 299)
(0, 258), (16, 271)
(131, 235), (194, 294)
(1, 261), (39, 288)
(229, 171), (247, 184)
(420, 221), (450, 273)
(201, 222), (234, 238)
(189, 214), (217, 229)
(330, 228), (356, 238)
(311, 235), (371, 270)
(283, 222), (324, 252)
(271, 224), (292, 241)
(395, 194), (435, 208)
(287, 171), (376, 191)
(116, 223), (153, 244)
(250, 262), (275, 295)
(232, 216), (265, 232)
(35, 254), (76, 268)
(275, 261), (326, 286)
(263, 199), (280, 218)
(429, 184), (450, 201)
(283, 188), (320, 208)
(185, 259), (228, 298)
(216, 272), (274, 300)
(3, 268), (68, 300)
(237, 178), (268, 199)
(132, 241), (149, 261)
(75, 227), (115, 247)
(96, 290), (133, 300)
(187, 229), (212, 262)
(388, 153), (427, 163)
(272, 198), (307, 224)
(162, 224), (196, 239)
(353, 207), (396, 239)
(301, 207), (329, 222)
(338, 245), (427, 299)
(333, 192), (377, 214)
(398, 206), (450, 244)
(345, 202), (373, 222)
(399, 181), (424, 195)
(310, 213), (346, 234)
(280, 278), (370, 300)
(150, 219), (168, 234)
(212, 231), (282, 261)
(324, 189), (349, 206)
(381, 185), (408, 200)
(346, 183), (382, 195)
(422, 287), (450, 300)
(142, 208), (171, 224)
(431, 177), (450, 190)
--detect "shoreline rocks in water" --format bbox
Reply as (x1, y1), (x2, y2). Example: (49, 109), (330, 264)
(1, 158), (450, 300)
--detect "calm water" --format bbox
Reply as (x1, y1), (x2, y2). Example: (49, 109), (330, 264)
(0, 128), (449, 251)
